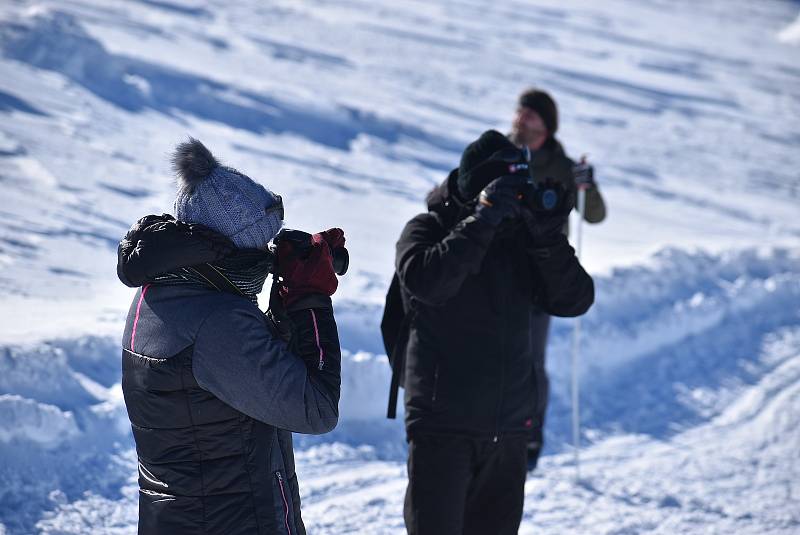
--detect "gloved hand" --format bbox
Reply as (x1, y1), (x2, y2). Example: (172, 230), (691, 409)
(117, 214), (234, 287)
(317, 228), (345, 252)
(572, 161), (595, 188)
(276, 228), (344, 307)
(474, 175), (528, 227)
(521, 181), (574, 247)
(267, 281), (292, 342)
(521, 208), (568, 247)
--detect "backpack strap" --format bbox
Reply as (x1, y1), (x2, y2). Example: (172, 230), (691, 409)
(384, 211), (453, 419)
(386, 307), (414, 419)
(382, 274), (415, 419)
(188, 263), (246, 297)
(387, 346), (403, 419)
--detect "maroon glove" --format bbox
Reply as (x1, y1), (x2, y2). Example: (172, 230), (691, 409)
(318, 228), (345, 251)
(276, 228), (345, 307)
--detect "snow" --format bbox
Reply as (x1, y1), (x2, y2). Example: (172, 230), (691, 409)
(0, 395), (79, 447)
(778, 12), (800, 45)
(1, 0), (798, 533)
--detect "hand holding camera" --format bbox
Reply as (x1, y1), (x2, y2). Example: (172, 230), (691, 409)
(521, 183), (573, 247)
(458, 130), (576, 245)
(467, 144), (572, 239)
(475, 174), (528, 227)
(273, 228), (347, 307)
(520, 170), (574, 246)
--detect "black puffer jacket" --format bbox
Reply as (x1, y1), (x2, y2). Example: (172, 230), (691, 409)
(397, 170), (593, 439)
(118, 217), (341, 534)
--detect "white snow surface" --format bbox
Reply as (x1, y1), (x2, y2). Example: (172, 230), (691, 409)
(778, 12), (800, 44)
(1, 0), (798, 533)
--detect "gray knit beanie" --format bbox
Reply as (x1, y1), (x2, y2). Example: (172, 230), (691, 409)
(171, 138), (283, 249)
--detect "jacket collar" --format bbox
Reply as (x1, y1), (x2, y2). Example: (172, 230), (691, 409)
(528, 137), (566, 170)
(426, 168), (473, 227)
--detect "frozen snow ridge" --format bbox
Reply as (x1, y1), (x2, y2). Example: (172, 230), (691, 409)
(0, 395), (78, 447)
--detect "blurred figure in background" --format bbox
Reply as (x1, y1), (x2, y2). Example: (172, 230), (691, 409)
(510, 88), (607, 471)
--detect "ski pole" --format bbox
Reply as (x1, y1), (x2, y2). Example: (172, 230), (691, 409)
(571, 155), (589, 483)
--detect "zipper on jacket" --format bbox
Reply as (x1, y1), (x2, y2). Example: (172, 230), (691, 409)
(310, 309), (324, 370)
(431, 364), (440, 404)
(493, 260), (512, 443)
(275, 471), (292, 535)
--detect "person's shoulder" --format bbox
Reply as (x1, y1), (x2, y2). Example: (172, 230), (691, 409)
(405, 212), (442, 229)
(397, 212), (447, 246)
(550, 138), (576, 165)
(545, 138), (576, 184)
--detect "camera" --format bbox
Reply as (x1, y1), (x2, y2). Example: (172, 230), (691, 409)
(270, 229), (349, 276)
(490, 148), (565, 213)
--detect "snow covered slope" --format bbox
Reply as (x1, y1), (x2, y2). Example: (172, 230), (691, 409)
(1, 0), (798, 533)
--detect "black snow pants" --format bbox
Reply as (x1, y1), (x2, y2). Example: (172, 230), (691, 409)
(527, 309), (551, 471)
(404, 433), (528, 535)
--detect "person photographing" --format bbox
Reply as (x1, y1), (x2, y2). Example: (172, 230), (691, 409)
(117, 138), (344, 535)
(393, 130), (595, 534)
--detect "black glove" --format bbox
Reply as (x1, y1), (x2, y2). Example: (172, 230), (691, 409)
(117, 214), (234, 287)
(572, 161), (595, 188)
(474, 175), (528, 227)
(521, 180), (574, 247)
(521, 209), (567, 247)
(267, 279), (293, 343)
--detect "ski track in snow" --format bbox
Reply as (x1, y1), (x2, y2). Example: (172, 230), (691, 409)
(1, 0), (798, 533)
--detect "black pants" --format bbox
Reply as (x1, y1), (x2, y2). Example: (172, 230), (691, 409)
(404, 434), (528, 535)
(527, 310), (551, 471)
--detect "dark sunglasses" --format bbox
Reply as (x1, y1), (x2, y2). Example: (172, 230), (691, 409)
(267, 194), (284, 221)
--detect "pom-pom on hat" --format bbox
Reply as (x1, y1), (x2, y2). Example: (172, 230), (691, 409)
(172, 138), (283, 250)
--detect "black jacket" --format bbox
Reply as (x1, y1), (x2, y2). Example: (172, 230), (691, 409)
(529, 137), (606, 228)
(397, 170), (593, 439)
(118, 218), (341, 534)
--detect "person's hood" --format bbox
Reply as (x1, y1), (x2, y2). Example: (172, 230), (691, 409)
(117, 214), (235, 287)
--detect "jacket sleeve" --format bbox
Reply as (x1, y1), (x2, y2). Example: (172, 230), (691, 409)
(582, 185), (606, 223)
(395, 212), (496, 306)
(192, 297), (341, 434)
(562, 155), (606, 224)
(529, 235), (595, 317)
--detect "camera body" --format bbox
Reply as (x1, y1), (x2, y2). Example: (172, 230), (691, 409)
(489, 148), (565, 213)
(270, 229), (349, 276)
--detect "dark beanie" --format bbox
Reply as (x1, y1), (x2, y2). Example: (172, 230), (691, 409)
(457, 130), (521, 201)
(518, 88), (558, 135)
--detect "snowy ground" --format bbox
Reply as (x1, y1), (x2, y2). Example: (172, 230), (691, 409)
(1, 0), (798, 533)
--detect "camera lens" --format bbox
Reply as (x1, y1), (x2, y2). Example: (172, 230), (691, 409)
(332, 248), (349, 276)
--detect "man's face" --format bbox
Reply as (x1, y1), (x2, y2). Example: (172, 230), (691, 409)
(511, 106), (547, 147)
